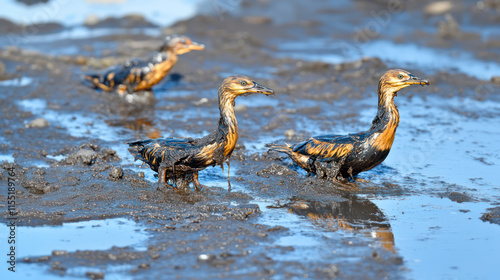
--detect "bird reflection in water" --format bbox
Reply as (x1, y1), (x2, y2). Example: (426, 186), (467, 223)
(277, 195), (395, 253)
(106, 118), (161, 139)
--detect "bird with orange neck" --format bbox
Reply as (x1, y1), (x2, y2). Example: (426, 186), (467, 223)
(268, 69), (429, 180)
(84, 35), (205, 95)
(128, 75), (275, 192)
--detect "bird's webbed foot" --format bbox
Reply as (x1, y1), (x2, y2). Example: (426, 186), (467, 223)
(173, 176), (192, 194)
(192, 172), (207, 192)
(116, 85), (128, 97)
(157, 163), (178, 192)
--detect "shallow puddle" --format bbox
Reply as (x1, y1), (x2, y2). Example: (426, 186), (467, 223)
(369, 195), (500, 279)
(353, 94), (500, 278)
(0, 154), (15, 163)
(17, 218), (148, 257)
(278, 38), (500, 80)
(0, 77), (33, 87)
(254, 195), (397, 262)
(0, 0), (202, 27)
(17, 98), (128, 142)
(10, 218), (149, 280)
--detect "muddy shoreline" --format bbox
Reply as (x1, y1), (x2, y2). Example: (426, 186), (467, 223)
(1, 0), (500, 279)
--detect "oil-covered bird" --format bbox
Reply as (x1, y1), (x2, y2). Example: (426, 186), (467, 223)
(268, 69), (429, 180)
(128, 75), (275, 192)
(84, 35), (204, 95)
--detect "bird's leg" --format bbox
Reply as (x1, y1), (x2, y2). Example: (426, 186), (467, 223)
(226, 161), (232, 192)
(157, 162), (169, 192)
(117, 85), (127, 96)
(348, 167), (355, 181)
(192, 172), (206, 191)
(337, 167), (358, 190)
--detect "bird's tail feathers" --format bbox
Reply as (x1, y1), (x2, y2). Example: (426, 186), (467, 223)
(127, 139), (155, 162)
(82, 74), (101, 89)
(127, 139), (155, 147)
(265, 143), (293, 155)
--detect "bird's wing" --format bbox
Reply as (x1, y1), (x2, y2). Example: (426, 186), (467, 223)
(101, 59), (153, 90)
(128, 138), (198, 171)
(292, 134), (357, 160)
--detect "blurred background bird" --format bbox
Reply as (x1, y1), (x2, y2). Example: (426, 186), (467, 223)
(83, 35), (204, 95)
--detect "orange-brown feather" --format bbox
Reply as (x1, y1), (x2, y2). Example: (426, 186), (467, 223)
(134, 57), (177, 91)
(303, 139), (353, 159)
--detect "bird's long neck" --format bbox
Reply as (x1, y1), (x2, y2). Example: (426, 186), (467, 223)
(154, 50), (178, 70)
(217, 89), (239, 157)
(369, 83), (400, 151)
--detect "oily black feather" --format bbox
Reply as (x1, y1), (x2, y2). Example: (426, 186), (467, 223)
(290, 133), (371, 178)
(128, 134), (217, 174)
(86, 55), (161, 93)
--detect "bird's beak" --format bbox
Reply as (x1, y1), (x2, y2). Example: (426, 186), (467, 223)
(186, 41), (205, 51)
(246, 82), (275, 96)
(404, 75), (430, 86)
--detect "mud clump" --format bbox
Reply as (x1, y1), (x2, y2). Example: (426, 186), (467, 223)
(481, 206), (500, 225)
(23, 175), (59, 194)
(84, 14), (158, 29)
(313, 159), (343, 182)
(424, 1), (453, 15)
(197, 203), (261, 221)
(0, 17), (63, 34)
(437, 14), (479, 40)
(85, 271), (104, 279)
(225, 204), (261, 220)
(15, 0), (50, 5)
(20, 166), (60, 194)
(0, 18), (19, 34)
(256, 163), (297, 178)
(61, 143), (120, 166)
(108, 166), (124, 180)
(63, 149), (97, 165)
(1, 162), (58, 194)
(25, 117), (50, 128)
(445, 191), (474, 203)
(52, 250), (68, 256)
(0, 61), (6, 76)
(284, 129), (295, 139)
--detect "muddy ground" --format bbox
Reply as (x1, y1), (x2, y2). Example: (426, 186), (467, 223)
(1, 0), (500, 279)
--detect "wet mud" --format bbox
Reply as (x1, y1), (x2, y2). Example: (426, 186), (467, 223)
(1, 0), (500, 279)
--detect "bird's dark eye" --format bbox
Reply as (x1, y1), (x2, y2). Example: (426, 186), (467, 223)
(397, 74), (405, 80)
(240, 81), (248, 86)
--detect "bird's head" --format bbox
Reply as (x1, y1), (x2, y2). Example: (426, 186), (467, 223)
(378, 69), (430, 97)
(160, 35), (205, 55)
(218, 75), (275, 100)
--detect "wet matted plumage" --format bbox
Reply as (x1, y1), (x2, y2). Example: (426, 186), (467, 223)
(128, 75), (275, 192)
(83, 35), (204, 95)
(268, 69), (429, 181)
